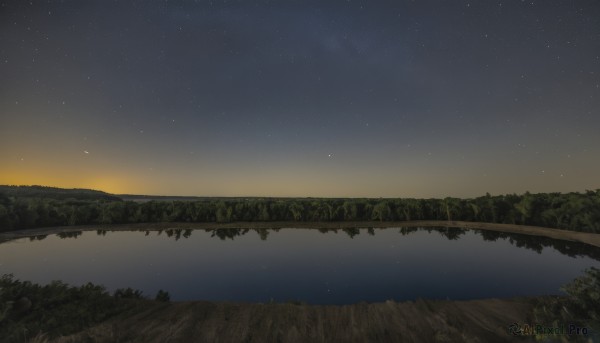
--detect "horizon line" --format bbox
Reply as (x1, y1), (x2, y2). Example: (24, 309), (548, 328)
(2, 184), (599, 200)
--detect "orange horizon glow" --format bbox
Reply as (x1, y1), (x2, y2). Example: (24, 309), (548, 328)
(2, 2), (600, 200)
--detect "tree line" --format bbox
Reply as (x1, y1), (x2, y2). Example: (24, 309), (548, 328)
(0, 189), (599, 233)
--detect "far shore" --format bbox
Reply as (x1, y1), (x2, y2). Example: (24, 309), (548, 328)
(2, 220), (600, 248)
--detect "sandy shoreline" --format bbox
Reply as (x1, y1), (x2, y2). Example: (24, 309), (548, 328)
(1, 220), (600, 248)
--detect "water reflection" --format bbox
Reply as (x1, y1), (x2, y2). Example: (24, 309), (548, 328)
(58, 231), (82, 239)
(2, 227), (599, 304)
(42, 226), (598, 261)
(28, 235), (48, 241)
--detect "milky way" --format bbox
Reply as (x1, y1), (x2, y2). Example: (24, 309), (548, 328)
(1, 1), (599, 197)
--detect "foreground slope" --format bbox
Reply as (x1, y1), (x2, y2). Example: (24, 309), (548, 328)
(46, 298), (534, 343)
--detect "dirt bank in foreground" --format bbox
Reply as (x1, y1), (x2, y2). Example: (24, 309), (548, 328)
(3, 220), (600, 247)
(47, 297), (537, 343)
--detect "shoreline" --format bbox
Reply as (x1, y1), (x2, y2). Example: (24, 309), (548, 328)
(1, 220), (600, 247)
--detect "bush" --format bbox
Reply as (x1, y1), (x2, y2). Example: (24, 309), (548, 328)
(0, 275), (151, 342)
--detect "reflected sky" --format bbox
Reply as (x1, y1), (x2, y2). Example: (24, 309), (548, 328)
(1, 228), (599, 304)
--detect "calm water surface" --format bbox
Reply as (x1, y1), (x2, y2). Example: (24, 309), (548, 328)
(1, 227), (599, 304)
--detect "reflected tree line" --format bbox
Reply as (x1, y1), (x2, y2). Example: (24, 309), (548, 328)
(1, 189), (600, 233)
(28, 226), (600, 261)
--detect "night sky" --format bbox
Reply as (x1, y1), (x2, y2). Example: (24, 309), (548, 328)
(1, 1), (599, 197)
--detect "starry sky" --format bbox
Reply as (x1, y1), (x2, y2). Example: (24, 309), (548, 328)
(1, 0), (599, 198)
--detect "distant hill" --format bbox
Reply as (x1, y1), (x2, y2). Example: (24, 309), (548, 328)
(116, 194), (356, 203)
(0, 185), (122, 201)
(117, 194), (210, 202)
(117, 194), (304, 202)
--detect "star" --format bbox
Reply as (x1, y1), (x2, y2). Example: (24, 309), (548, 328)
(2, 0), (598, 198)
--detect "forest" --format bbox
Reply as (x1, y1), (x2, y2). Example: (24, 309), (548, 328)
(0, 186), (599, 233)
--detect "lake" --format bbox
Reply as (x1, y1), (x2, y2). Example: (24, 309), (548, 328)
(1, 227), (599, 304)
